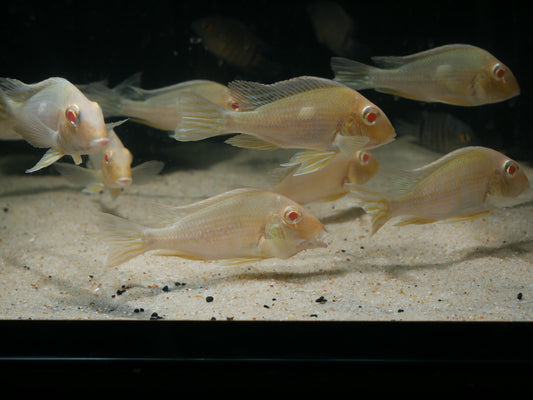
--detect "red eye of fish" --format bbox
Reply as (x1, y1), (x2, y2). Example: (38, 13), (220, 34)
(359, 151), (370, 165)
(65, 104), (80, 127)
(231, 101), (240, 111)
(362, 106), (379, 126)
(504, 160), (518, 177)
(492, 64), (506, 80)
(104, 152), (111, 165)
(283, 207), (302, 225)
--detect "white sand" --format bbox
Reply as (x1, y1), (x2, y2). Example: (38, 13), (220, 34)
(1, 138), (532, 320)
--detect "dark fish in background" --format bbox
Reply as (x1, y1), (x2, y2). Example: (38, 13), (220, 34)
(331, 44), (520, 106)
(191, 16), (281, 78)
(307, 1), (357, 58)
(394, 111), (477, 153)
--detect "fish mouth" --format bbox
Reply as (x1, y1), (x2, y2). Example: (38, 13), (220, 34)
(91, 137), (110, 148)
(115, 177), (132, 187)
(299, 230), (328, 249)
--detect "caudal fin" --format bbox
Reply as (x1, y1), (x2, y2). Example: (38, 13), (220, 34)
(330, 57), (376, 90)
(172, 93), (228, 141)
(98, 212), (147, 266)
(346, 183), (391, 235)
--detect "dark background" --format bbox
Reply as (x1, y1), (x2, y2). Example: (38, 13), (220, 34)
(1, 0), (531, 166)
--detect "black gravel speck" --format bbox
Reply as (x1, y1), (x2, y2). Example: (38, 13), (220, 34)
(162, 285), (169, 292)
(3, 207), (9, 213)
(206, 296), (214, 303)
(315, 296), (327, 304)
(517, 292), (523, 300)
(398, 309), (404, 313)
(116, 289), (126, 296)
(150, 312), (164, 320)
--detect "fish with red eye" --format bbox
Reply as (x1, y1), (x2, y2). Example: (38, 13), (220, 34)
(270, 150), (380, 205)
(331, 43), (520, 106)
(174, 76), (395, 176)
(0, 77), (109, 172)
(99, 188), (327, 267)
(347, 146), (530, 235)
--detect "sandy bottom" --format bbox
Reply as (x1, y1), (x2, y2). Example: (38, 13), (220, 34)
(1, 138), (532, 321)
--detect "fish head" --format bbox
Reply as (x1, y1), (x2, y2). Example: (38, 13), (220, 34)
(473, 60), (520, 104)
(346, 150), (380, 185)
(260, 198), (327, 259)
(101, 146), (133, 189)
(58, 97), (108, 155)
(491, 157), (530, 198)
(344, 102), (396, 148)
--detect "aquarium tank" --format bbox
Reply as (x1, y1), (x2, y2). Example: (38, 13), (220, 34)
(0, 0), (532, 391)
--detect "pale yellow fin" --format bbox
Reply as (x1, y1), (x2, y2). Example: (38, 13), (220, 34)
(346, 183), (391, 235)
(281, 150), (337, 176)
(218, 257), (264, 266)
(25, 148), (65, 173)
(225, 134), (279, 150)
(82, 182), (106, 194)
(110, 189), (123, 199)
(443, 209), (491, 223)
(98, 212), (147, 267)
(394, 217), (437, 226)
(131, 160), (165, 185)
(71, 154), (83, 165)
(334, 135), (369, 157)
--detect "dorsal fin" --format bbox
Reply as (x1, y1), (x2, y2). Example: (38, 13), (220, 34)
(228, 76), (346, 111)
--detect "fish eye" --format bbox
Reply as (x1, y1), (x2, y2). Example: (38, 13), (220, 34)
(358, 150), (371, 165)
(104, 150), (112, 165)
(65, 104), (80, 127)
(283, 206), (302, 225)
(459, 134), (470, 143)
(504, 160), (518, 177)
(362, 106), (380, 126)
(492, 64), (506, 80)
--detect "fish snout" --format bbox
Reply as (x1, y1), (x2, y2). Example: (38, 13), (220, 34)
(115, 177), (132, 187)
(91, 137), (110, 148)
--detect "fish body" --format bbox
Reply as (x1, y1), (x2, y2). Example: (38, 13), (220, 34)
(271, 150), (379, 204)
(348, 146), (529, 234)
(307, 1), (356, 57)
(56, 128), (164, 198)
(395, 111), (477, 153)
(191, 16), (280, 76)
(82, 76), (233, 131)
(331, 44), (520, 106)
(0, 77), (109, 172)
(174, 76), (395, 174)
(100, 188), (327, 266)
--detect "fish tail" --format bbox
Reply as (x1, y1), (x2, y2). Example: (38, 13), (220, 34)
(172, 93), (228, 141)
(80, 82), (124, 118)
(346, 184), (391, 235)
(99, 212), (148, 267)
(330, 57), (376, 89)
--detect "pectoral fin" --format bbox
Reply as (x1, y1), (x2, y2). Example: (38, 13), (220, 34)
(334, 135), (369, 157)
(394, 217), (437, 226)
(280, 150), (337, 176)
(82, 182), (106, 194)
(225, 134), (279, 150)
(25, 147), (65, 173)
(71, 154), (83, 165)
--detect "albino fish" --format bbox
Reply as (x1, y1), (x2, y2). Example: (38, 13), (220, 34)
(271, 150), (379, 204)
(307, 1), (357, 57)
(56, 128), (164, 199)
(191, 16), (280, 77)
(0, 77), (109, 172)
(347, 146), (529, 234)
(81, 74), (234, 131)
(174, 76), (396, 175)
(331, 44), (520, 106)
(100, 188), (327, 266)
(395, 111), (477, 153)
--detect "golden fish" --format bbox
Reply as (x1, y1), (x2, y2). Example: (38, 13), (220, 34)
(100, 188), (327, 267)
(347, 146), (529, 234)
(81, 75), (234, 131)
(271, 150), (379, 204)
(331, 44), (520, 106)
(191, 16), (280, 77)
(56, 127), (164, 199)
(0, 77), (109, 172)
(174, 76), (396, 174)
